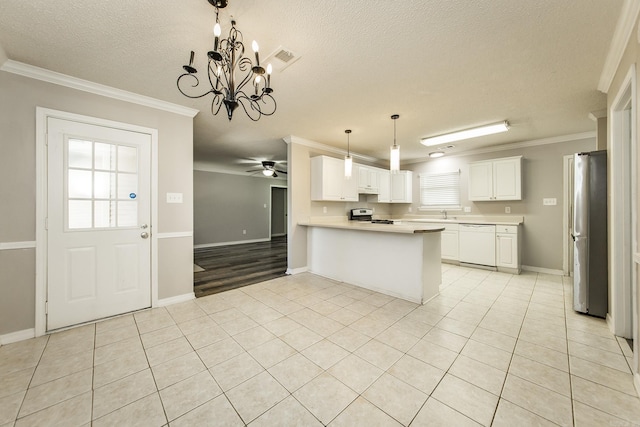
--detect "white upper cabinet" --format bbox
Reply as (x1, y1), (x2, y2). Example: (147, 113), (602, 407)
(369, 169), (391, 203)
(390, 170), (413, 203)
(311, 156), (358, 202)
(468, 156), (522, 201)
(357, 165), (379, 194)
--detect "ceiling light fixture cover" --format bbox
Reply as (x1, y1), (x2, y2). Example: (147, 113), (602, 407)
(390, 114), (400, 173)
(421, 121), (510, 146)
(177, 0), (275, 121)
(344, 129), (353, 178)
(262, 168), (275, 176)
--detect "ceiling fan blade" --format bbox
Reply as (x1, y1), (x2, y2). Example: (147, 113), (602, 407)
(272, 172), (278, 178)
(275, 169), (288, 174)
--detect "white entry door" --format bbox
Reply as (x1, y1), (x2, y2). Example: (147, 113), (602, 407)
(47, 117), (151, 331)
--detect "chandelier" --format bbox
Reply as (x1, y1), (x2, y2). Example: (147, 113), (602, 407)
(177, 0), (276, 121)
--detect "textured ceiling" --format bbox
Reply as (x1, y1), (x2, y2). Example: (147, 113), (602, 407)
(0, 0), (623, 173)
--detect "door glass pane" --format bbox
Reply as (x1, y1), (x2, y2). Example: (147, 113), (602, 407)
(68, 200), (92, 229)
(118, 201), (137, 227)
(118, 146), (137, 173)
(94, 201), (117, 228)
(68, 139), (92, 169)
(68, 169), (92, 198)
(117, 173), (138, 199)
(94, 172), (116, 199)
(95, 142), (116, 171)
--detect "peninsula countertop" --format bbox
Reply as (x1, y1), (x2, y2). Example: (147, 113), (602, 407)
(298, 219), (445, 234)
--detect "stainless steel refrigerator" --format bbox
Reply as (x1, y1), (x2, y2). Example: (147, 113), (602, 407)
(572, 150), (608, 318)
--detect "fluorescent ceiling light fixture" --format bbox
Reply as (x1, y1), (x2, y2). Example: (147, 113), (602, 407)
(429, 151), (444, 158)
(421, 121), (510, 146)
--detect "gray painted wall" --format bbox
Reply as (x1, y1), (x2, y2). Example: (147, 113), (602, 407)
(0, 70), (194, 336)
(396, 138), (595, 270)
(193, 170), (287, 246)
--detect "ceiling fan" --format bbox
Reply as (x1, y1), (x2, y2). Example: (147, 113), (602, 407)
(247, 160), (287, 178)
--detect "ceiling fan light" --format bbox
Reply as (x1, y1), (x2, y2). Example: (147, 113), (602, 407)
(421, 121), (510, 146)
(262, 169), (274, 176)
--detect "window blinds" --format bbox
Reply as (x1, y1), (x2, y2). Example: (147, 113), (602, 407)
(419, 170), (461, 209)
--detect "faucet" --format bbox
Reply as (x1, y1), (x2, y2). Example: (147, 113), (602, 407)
(440, 209), (447, 219)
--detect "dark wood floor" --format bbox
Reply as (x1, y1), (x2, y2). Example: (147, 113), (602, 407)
(193, 236), (287, 298)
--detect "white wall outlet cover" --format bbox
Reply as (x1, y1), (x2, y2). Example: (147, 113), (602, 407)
(408, 207), (412, 213)
(242, 229), (246, 234)
(464, 207), (471, 213)
(263, 204), (267, 208)
(323, 206), (327, 213)
(166, 192), (183, 203)
(543, 198), (557, 206)
(505, 206), (511, 213)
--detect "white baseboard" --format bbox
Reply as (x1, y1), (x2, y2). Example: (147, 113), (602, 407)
(521, 265), (564, 275)
(0, 328), (35, 345)
(286, 266), (308, 275)
(194, 238), (270, 249)
(157, 292), (195, 307)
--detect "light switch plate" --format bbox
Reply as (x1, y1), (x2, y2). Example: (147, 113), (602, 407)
(505, 206), (511, 213)
(543, 198), (557, 206)
(166, 193), (183, 203)
(464, 207), (471, 213)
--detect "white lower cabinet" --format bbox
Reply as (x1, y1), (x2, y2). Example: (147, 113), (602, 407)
(441, 224), (459, 261)
(496, 225), (520, 272)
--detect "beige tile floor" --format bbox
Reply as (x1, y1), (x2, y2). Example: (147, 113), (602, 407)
(1, 265), (640, 426)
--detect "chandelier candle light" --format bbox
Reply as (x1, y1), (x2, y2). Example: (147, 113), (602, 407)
(344, 129), (353, 178)
(390, 114), (400, 173)
(177, 0), (276, 121)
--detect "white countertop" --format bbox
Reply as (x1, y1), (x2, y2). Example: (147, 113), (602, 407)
(396, 215), (524, 226)
(298, 219), (445, 234)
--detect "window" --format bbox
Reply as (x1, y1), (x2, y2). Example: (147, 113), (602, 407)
(419, 170), (461, 210)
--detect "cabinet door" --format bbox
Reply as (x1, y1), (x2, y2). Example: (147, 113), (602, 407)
(468, 161), (493, 201)
(324, 157), (345, 200)
(357, 166), (369, 192)
(342, 169), (358, 201)
(496, 233), (518, 268)
(493, 157), (522, 200)
(441, 230), (459, 260)
(368, 169), (379, 192)
(377, 170), (391, 202)
(391, 171), (412, 203)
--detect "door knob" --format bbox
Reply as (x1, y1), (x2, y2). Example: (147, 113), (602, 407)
(141, 232), (149, 239)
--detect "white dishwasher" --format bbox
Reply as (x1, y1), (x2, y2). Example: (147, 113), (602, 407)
(458, 224), (496, 267)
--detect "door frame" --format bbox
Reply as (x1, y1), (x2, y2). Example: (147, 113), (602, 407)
(269, 185), (287, 238)
(35, 107), (159, 336)
(608, 63), (638, 365)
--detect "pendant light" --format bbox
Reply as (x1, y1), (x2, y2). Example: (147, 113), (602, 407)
(344, 129), (353, 178)
(390, 114), (400, 173)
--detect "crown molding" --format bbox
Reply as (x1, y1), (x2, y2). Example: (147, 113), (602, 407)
(283, 135), (379, 163)
(588, 109), (608, 121)
(0, 60), (199, 118)
(598, 0), (640, 93)
(404, 131), (596, 164)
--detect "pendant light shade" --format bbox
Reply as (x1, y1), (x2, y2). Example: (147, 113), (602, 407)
(344, 129), (353, 178)
(390, 114), (400, 173)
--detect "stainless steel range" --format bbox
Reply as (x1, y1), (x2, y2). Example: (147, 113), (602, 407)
(348, 208), (397, 224)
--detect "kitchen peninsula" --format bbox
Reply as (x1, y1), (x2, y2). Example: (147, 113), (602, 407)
(299, 219), (445, 304)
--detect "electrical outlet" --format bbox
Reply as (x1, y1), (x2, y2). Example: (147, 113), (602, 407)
(242, 230), (246, 235)
(505, 206), (511, 214)
(408, 207), (412, 213)
(464, 207), (471, 213)
(543, 198), (557, 206)
(323, 206), (327, 214)
(263, 203), (267, 208)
